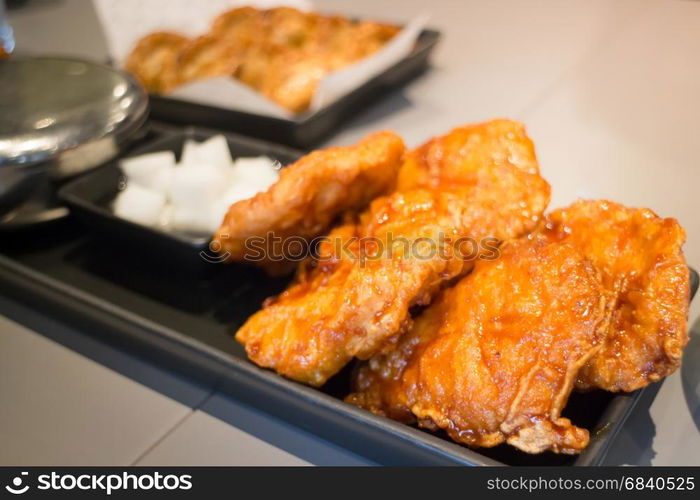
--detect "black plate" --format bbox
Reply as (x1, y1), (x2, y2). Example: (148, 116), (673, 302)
(2, 186), (697, 465)
(58, 128), (303, 263)
(149, 29), (441, 148)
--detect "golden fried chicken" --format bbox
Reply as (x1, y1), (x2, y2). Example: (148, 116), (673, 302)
(351, 21), (402, 59)
(396, 119), (541, 191)
(124, 7), (401, 112)
(233, 41), (284, 90)
(237, 16), (400, 113)
(210, 6), (262, 45)
(304, 17), (400, 70)
(252, 49), (329, 113)
(213, 131), (405, 275)
(260, 7), (317, 48)
(176, 35), (243, 85)
(542, 200), (690, 392)
(347, 236), (608, 454)
(235, 120), (551, 386)
(266, 18), (400, 111)
(125, 32), (188, 93)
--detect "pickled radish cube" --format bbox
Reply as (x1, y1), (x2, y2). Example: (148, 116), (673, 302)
(170, 205), (220, 235)
(180, 135), (233, 168)
(180, 139), (200, 166)
(209, 202), (230, 232)
(211, 181), (269, 232)
(119, 151), (175, 193)
(194, 135), (233, 167)
(169, 164), (231, 206)
(113, 184), (166, 227)
(232, 156), (279, 186)
(219, 180), (265, 206)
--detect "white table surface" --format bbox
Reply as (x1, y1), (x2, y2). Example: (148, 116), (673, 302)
(2, 0), (700, 466)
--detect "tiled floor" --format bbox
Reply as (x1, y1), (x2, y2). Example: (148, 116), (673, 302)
(134, 409), (311, 466)
(135, 393), (371, 465)
(3, 0), (700, 465)
(0, 313), (198, 465)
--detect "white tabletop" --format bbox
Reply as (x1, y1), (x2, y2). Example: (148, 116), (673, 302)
(2, 0), (700, 466)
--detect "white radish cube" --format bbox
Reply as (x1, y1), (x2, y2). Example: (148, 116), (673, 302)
(169, 164), (231, 206)
(119, 151), (175, 193)
(180, 135), (233, 168)
(194, 135), (233, 168)
(113, 184), (166, 227)
(209, 202), (229, 232)
(170, 205), (220, 235)
(220, 181), (263, 206)
(231, 156), (280, 195)
(180, 138), (201, 166)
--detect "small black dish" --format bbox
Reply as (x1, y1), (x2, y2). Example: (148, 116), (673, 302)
(59, 127), (303, 263)
(149, 29), (441, 148)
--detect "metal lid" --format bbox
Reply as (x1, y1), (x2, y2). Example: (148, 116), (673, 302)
(0, 56), (148, 167)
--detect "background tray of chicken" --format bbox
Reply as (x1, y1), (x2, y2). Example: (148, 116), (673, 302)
(1, 119), (697, 465)
(122, 6), (440, 148)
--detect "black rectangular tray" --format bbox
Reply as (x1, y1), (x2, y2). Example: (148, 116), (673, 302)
(58, 127), (303, 263)
(1, 227), (696, 466)
(2, 123), (698, 465)
(149, 29), (441, 149)
(0, 229), (697, 465)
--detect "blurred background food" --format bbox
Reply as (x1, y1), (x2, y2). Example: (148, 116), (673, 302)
(124, 6), (400, 112)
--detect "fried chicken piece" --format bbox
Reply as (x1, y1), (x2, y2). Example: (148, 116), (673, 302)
(396, 119), (541, 191)
(235, 120), (551, 386)
(232, 9), (400, 112)
(213, 131), (406, 275)
(351, 21), (401, 59)
(124, 6), (400, 111)
(210, 6), (262, 45)
(253, 48), (329, 113)
(306, 18), (400, 70)
(542, 200), (690, 392)
(260, 7), (317, 48)
(234, 41), (284, 90)
(176, 35), (243, 85)
(347, 236), (608, 454)
(309, 15), (353, 51)
(125, 32), (188, 93)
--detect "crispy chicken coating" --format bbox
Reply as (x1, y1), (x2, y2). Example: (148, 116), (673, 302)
(213, 131), (406, 275)
(347, 236), (608, 454)
(125, 32), (188, 93)
(249, 49), (330, 113)
(235, 120), (550, 386)
(175, 35), (243, 85)
(210, 6), (262, 45)
(259, 7), (317, 48)
(542, 200), (690, 392)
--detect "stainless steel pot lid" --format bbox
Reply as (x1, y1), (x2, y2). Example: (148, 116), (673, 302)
(0, 56), (148, 167)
